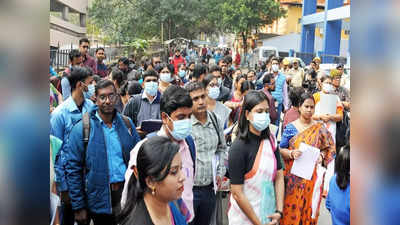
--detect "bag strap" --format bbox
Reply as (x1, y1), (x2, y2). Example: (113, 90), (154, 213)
(82, 112), (90, 150)
(121, 114), (133, 136)
(208, 111), (221, 146)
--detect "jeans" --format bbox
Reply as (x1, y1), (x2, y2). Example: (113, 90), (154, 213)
(190, 184), (216, 225)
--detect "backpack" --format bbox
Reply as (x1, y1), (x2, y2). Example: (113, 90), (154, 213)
(336, 111), (350, 151)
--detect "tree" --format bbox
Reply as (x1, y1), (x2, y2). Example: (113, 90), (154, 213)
(220, 0), (286, 54)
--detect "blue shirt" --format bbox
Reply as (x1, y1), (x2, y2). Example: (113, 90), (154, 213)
(95, 111), (126, 183)
(50, 96), (94, 191)
(61, 76), (71, 100)
(326, 174), (350, 225)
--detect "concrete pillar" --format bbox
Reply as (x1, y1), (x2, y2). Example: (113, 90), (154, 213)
(62, 6), (69, 21)
(80, 13), (86, 27)
(300, 0), (317, 64)
(322, 0), (343, 63)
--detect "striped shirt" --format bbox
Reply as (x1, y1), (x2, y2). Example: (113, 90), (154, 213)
(191, 111), (227, 186)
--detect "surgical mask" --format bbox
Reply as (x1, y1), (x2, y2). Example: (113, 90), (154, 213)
(271, 64), (279, 72)
(322, 83), (334, 93)
(178, 70), (186, 78)
(144, 81), (158, 96)
(84, 84), (95, 99)
(208, 86), (220, 100)
(160, 73), (173, 83)
(217, 78), (222, 86)
(250, 112), (270, 132)
(166, 115), (192, 141)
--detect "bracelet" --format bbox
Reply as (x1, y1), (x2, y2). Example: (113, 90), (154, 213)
(275, 210), (283, 218)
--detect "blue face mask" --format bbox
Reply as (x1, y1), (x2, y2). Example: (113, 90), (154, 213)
(178, 70), (186, 78)
(208, 86), (220, 100)
(250, 112), (270, 132)
(166, 114), (192, 141)
(84, 84), (95, 99)
(160, 73), (173, 83)
(144, 81), (158, 96)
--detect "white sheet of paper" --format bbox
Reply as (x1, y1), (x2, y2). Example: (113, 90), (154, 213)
(290, 143), (320, 180)
(318, 94), (338, 115)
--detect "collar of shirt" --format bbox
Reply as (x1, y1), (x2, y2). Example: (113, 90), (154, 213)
(141, 91), (156, 104)
(95, 110), (116, 128)
(191, 111), (212, 127)
(65, 96), (91, 113)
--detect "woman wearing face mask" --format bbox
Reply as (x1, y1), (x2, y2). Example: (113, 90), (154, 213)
(177, 63), (189, 86)
(202, 74), (232, 129)
(228, 90), (284, 225)
(118, 136), (187, 225)
(155, 63), (176, 94)
(279, 92), (335, 225)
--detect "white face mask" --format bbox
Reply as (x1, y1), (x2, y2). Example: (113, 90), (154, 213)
(160, 73), (173, 83)
(272, 64), (279, 72)
(322, 83), (334, 93)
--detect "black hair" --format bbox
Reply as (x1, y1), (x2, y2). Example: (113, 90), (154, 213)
(119, 57), (130, 66)
(188, 61), (195, 68)
(202, 74), (216, 88)
(209, 65), (221, 73)
(95, 47), (105, 53)
(299, 92), (315, 106)
(262, 73), (274, 85)
(79, 38), (90, 45)
(237, 90), (270, 142)
(111, 68), (124, 87)
(185, 81), (204, 93)
(335, 144), (350, 190)
(68, 49), (81, 62)
(261, 63), (267, 71)
(119, 81), (129, 96)
(155, 63), (175, 74)
(320, 75), (331, 83)
(177, 63), (185, 70)
(68, 66), (92, 91)
(118, 136), (180, 225)
(142, 69), (159, 81)
(192, 64), (207, 79)
(235, 74), (247, 84)
(289, 87), (305, 108)
(336, 64), (344, 69)
(240, 80), (255, 94)
(92, 74), (101, 84)
(160, 85), (193, 116)
(95, 79), (116, 96)
(270, 57), (279, 64)
(224, 55), (232, 64)
(127, 81), (143, 96)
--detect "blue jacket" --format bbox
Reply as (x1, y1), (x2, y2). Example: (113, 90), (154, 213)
(271, 72), (286, 104)
(65, 107), (141, 214)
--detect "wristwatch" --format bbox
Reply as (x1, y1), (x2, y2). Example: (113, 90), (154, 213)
(275, 210), (283, 219)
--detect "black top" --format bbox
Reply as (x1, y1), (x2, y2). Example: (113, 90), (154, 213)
(228, 132), (282, 185)
(122, 199), (154, 225)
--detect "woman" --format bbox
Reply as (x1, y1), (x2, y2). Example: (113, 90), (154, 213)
(226, 79), (255, 125)
(228, 90), (285, 225)
(326, 145), (350, 225)
(177, 63), (189, 85)
(119, 136), (187, 225)
(282, 87), (305, 130)
(202, 74), (232, 129)
(155, 63), (175, 94)
(224, 74), (247, 110)
(279, 92), (335, 225)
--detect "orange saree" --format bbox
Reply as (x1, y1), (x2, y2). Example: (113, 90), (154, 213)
(280, 122), (335, 225)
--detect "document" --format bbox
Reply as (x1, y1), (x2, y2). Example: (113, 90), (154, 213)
(318, 94), (338, 115)
(290, 143), (320, 180)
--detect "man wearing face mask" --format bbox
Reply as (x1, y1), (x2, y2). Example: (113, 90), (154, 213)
(122, 69), (161, 135)
(261, 73), (278, 124)
(270, 57), (289, 130)
(61, 49), (83, 100)
(51, 66), (94, 225)
(171, 49), (186, 75)
(121, 85), (197, 223)
(185, 82), (228, 225)
(155, 63), (175, 94)
(209, 65), (231, 102)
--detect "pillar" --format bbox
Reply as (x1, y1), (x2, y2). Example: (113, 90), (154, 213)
(62, 6), (69, 21)
(322, 0), (343, 63)
(300, 0), (317, 64)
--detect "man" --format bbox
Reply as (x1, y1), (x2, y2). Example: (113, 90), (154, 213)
(151, 56), (161, 69)
(185, 82), (227, 225)
(191, 64), (207, 82)
(270, 57), (289, 130)
(95, 48), (107, 78)
(289, 58), (305, 88)
(79, 38), (97, 74)
(61, 50), (83, 100)
(109, 68), (125, 113)
(121, 85), (196, 223)
(128, 54), (136, 70)
(210, 65), (231, 102)
(171, 49), (186, 75)
(331, 69), (350, 110)
(218, 58), (232, 90)
(65, 79), (141, 225)
(262, 73), (278, 124)
(117, 57), (131, 80)
(123, 69), (161, 130)
(51, 66), (94, 225)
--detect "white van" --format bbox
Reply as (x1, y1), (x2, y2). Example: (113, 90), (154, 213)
(251, 46), (279, 68)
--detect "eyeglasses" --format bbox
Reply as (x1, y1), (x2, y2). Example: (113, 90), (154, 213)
(98, 94), (118, 102)
(82, 45), (89, 49)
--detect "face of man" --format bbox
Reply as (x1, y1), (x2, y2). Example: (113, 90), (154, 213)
(219, 61), (228, 75)
(337, 67), (344, 76)
(72, 56), (83, 66)
(118, 61), (128, 72)
(293, 61), (299, 69)
(267, 78), (276, 91)
(152, 57), (161, 67)
(247, 72), (256, 82)
(189, 88), (207, 115)
(161, 107), (192, 138)
(96, 50), (105, 62)
(189, 64), (195, 72)
(78, 76), (94, 96)
(332, 76), (341, 88)
(212, 71), (221, 79)
(175, 51), (180, 57)
(142, 75), (158, 88)
(95, 85), (117, 115)
(79, 41), (89, 55)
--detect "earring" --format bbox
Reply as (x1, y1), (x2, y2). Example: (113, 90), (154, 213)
(152, 188), (156, 196)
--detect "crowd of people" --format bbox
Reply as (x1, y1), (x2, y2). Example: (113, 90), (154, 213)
(50, 37), (350, 225)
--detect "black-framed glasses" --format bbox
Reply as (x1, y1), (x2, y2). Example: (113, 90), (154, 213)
(98, 94), (118, 102)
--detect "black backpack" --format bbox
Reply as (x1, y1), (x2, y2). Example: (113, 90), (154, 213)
(336, 111), (350, 151)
